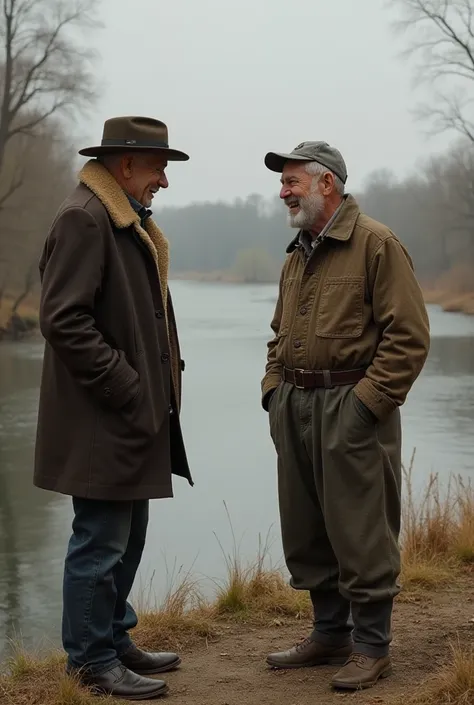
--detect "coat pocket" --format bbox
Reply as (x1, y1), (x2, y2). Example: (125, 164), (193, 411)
(315, 276), (364, 339)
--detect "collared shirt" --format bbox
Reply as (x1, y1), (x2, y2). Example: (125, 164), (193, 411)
(298, 195), (347, 258)
(126, 194), (152, 228)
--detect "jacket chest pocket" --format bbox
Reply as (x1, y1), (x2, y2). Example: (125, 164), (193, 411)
(278, 278), (297, 336)
(315, 276), (365, 339)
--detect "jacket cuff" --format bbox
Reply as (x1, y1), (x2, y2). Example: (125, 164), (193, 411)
(353, 377), (398, 421)
(99, 359), (140, 411)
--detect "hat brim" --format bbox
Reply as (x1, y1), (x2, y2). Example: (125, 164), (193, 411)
(264, 151), (312, 173)
(78, 145), (189, 161)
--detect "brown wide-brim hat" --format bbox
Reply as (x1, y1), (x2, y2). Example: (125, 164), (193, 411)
(78, 116), (189, 161)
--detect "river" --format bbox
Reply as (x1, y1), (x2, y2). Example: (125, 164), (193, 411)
(0, 280), (473, 659)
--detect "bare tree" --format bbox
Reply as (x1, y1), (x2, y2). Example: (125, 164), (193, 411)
(0, 0), (100, 207)
(10, 258), (35, 313)
(391, 0), (474, 142)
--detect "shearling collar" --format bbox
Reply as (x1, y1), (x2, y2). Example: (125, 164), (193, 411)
(79, 159), (170, 312)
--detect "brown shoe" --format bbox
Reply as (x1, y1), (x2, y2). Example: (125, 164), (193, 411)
(267, 637), (352, 669)
(331, 653), (392, 690)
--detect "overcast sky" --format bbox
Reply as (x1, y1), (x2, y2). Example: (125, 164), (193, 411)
(80, 0), (452, 207)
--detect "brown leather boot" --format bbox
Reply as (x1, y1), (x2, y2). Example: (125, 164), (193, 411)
(266, 637), (352, 669)
(331, 653), (392, 689)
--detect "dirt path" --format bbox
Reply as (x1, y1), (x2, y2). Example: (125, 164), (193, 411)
(151, 582), (473, 705)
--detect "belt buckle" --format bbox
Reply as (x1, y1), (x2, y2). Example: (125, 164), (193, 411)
(293, 368), (305, 389)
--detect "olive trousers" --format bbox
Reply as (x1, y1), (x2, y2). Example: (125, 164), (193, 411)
(269, 382), (402, 658)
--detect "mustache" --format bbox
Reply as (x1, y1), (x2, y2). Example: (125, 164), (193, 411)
(284, 197), (300, 207)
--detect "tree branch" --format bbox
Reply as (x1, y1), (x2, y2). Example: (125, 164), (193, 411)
(0, 169), (23, 209)
(391, 0), (474, 143)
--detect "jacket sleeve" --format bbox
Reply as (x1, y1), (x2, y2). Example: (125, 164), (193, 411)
(261, 268), (285, 410)
(39, 206), (139, 411)
(354, 236), (430, 420)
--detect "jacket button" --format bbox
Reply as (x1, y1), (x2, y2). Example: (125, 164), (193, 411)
(155, 310), (164, 319)
(299, 307), (307, 315)
(294, 340), (302, 348)
(161, 352), (170, 363)
(104, 387), (111, 396)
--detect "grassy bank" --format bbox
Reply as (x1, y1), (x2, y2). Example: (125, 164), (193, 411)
(170, 270), (474, 316)
(1, 467), (473, 704)
(422, 265), (474, 316)
(1, 278), (473, 320)
(423, 289), (474, 316)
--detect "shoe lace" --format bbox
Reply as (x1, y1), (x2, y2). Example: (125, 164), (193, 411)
(347, 653), (368, 666)
(295, 637), (313, 653)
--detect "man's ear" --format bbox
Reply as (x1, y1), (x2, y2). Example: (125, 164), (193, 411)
(121, 155), (134, 180)
(321, 171), (335, 196)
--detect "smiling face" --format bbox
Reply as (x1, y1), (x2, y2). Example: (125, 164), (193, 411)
(116, 152), (169, 207)
(279, 161), (325, 230)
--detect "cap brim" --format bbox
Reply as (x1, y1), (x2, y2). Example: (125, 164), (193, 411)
(78, 145), (189, 161)
(264, 151), (312, 173)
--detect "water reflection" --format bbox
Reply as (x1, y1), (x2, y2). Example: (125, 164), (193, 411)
(0, 346), (67, 658)
(0, 289), (473, 658)
(427, 335), (474, 376)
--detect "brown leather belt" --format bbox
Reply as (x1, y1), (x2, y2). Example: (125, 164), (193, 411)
(283, 366), (366, 389)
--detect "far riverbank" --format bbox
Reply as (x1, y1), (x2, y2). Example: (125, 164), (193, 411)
(170, 271), (474, 317)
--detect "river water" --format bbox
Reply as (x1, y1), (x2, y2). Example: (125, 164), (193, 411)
(0, 281), (473, 659)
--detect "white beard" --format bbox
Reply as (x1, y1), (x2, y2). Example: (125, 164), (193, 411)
(287, 191), (324, 229)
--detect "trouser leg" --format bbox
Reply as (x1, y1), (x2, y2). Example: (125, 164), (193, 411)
(62, 498), (134, 674)
(113, 500), (149, 657)
(269, 382), (352, 646)
(320, 385), (402, 657)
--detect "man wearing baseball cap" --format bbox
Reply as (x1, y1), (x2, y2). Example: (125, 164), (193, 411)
(262, 141), (430, 690)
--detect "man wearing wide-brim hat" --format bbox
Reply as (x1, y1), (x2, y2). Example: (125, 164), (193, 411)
(34, 116), (193, 700)
(261, 141), (430, 690)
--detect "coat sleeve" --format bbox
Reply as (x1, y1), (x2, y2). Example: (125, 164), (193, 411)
(39, 206), (139, 411)
(261, 268), (285, 410)
(353, 236), (430, 420)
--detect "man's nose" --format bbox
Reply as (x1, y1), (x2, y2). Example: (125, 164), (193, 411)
(280, 185), (291, 199)
(159, 174), (169, 189)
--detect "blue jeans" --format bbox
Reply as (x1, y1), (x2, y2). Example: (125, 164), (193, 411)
(62, 497), (149, 675)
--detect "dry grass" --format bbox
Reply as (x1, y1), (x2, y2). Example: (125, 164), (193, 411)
(0, 646), (112, 705)
(423, 265), (474, 315)
(0, 530), (309, 704)
(400, 453), (474, 593)
(393, 641), (474, 705)
(212, 505), (311, 621)
(132, 565), (218, 652)
(213, 544), (311, 621)
(423, 290), (474, 315)
(1, 474), (474, 704)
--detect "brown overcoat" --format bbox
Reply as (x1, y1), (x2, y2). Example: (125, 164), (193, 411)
(34, 160), (193, 500)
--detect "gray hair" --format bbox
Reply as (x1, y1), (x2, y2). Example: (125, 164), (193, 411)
(305, 161), (345, 195)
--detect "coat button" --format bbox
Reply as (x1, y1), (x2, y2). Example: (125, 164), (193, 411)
(155, 310), (164, 319)
(161, 352), (170, 363)
(294, 340), (302, 348)
(104, 387), (111, 396)
(299, 307), (307, 315)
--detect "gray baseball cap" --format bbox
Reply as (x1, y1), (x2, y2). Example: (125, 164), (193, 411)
(264, 141), (347, 184)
